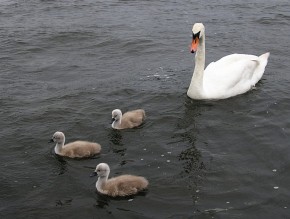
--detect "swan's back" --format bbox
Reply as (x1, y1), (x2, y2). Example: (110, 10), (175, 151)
(203, 52), (270, 99)
(103, 175), (149, 197)
(61, 141), (101, 158)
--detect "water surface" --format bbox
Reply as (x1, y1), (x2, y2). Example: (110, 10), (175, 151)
(1, 0), (290, 218)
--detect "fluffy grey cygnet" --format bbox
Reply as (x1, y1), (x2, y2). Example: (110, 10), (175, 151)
(49, 131), (101, 158)
(111, 109), (145, 129)
(91, 163), (149, 197)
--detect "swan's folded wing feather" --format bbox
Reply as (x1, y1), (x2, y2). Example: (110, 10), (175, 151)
(203, 55), (259, 98)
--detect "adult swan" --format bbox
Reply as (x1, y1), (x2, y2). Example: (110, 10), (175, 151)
(187, 23), (270, 100)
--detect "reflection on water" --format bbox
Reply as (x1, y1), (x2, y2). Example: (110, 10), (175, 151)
(178, 147), (205, 174)
(55, 198), (73, 207)
(95, 193), (110, 209)
(119, 159), (135, 166)
(177, 99), (206, 175)
(172, 98), (208, 204)
(108, 129), (123, 146)
(1, 0), (289, 218)
(53, 152), (68, 175)
(94, 190), (148, 209)
(108, 129), (128, 156)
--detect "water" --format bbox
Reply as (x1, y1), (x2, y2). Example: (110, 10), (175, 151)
(1, 0), (290, 218)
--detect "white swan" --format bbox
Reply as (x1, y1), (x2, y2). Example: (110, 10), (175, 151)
(188, 23), (270, 100)
(111, 109), (145, 130)
(49, 131), (101, 158)
(91, 163), (149, 197)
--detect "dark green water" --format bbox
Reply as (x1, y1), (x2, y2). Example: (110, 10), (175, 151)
(1, 0), (290, 218)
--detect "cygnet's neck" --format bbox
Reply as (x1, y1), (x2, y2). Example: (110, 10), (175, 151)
(54, 140), (65, 154)
(112, 115), (122, 129)
(96, 175), (109, 192)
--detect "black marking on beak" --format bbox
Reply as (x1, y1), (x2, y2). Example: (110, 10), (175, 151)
(192, 31), (201, 39)
(111, 117), (116, 124)
(90, 172), (98, 177)
(48, 139), (54, 143)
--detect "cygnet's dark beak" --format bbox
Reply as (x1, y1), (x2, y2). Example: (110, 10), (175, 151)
(111, 118), (116, 124)
(48, 139), (54, 143)
(90, 172), (98, 177)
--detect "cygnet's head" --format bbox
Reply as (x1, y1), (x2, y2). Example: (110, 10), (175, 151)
(50, 131), (65, 144)
(190, 23), (205, 53)
(111, 109), (122, 123)
(93, 163), (110, 178)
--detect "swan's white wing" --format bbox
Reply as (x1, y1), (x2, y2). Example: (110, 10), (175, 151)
(203, 54), (259, 99)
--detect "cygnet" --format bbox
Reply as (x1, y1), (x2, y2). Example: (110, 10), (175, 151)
(111, 109), (145, 129)
(91, 163), (149, 197)
(49, 131), (101, 158)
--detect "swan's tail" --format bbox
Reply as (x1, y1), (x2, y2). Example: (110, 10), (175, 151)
(252, 52), (270, 84)
(258, 52), (270, 70)
(259, 52), (270, 63)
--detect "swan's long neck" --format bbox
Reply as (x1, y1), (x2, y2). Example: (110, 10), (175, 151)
(189, 35), (205, 98)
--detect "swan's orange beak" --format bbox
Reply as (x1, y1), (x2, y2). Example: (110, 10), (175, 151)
(190, 37), (199, 53)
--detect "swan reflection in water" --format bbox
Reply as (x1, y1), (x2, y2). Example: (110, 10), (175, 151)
(174, 98), (208, 197)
